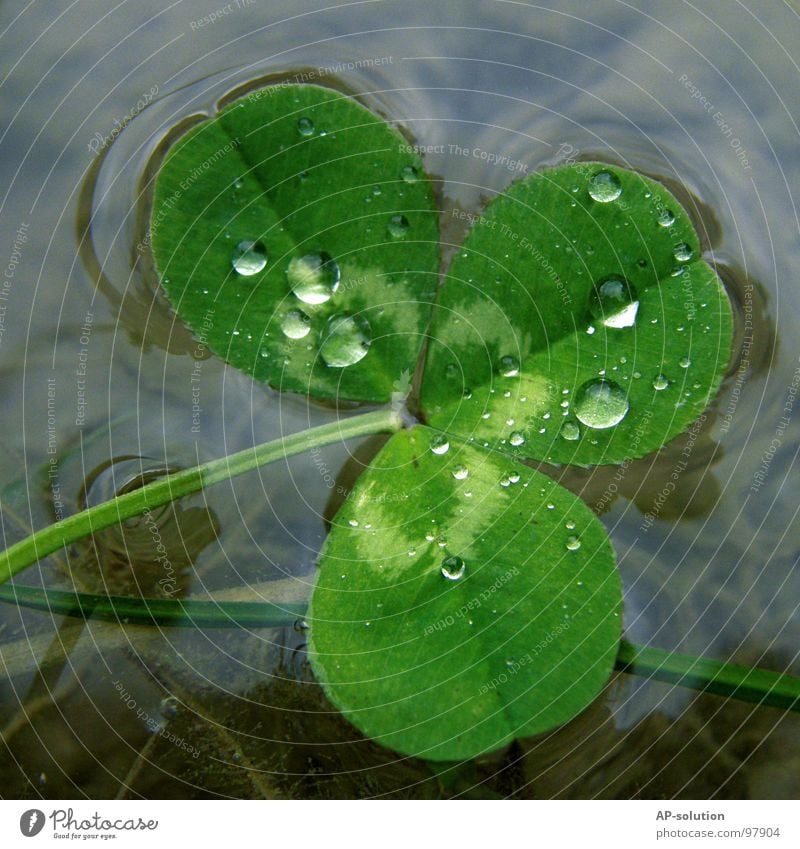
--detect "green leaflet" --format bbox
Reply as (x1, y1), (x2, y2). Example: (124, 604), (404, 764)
(308, 426), (622, 761)
(420, 163), (733, 465)
(151, 84), (439, 402)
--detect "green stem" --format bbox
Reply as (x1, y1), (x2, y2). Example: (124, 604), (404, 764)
(615, 640), (800, 713)
(0, 408), (402, 585)
(1, 582), (797, 713)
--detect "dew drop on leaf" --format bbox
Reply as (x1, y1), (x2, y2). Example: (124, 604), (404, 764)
(509, 431), (525, 446)
(498, 355), (520, 377)
(441, 555), (466, 580)
(679, 356), (691, 368)
(560, 421), (580, 441)
(452, 464), (469, 480)
(387, 214), (410, 238)
(231, 240), (267, 276)
(674, 242), (694, 262)
(287, 252), (340, 304)
(280, 308), (312, 339)
(652, 374), (669, 390)
(297, 116), (315, 136)
(589, 276), (639, 328)
(159, 696), (179, 719)
(430, 433), (450, 455)
(400, 165), (419, 183)
(588, 170), (622, 202)
(658, 208), (675, 227)
(319, 314), (371, 367)
(574, 378), (629, 429)
(565, 535), (581, 551)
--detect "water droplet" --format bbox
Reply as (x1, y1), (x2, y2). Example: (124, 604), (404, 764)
(652, 374), (669, 391)
(452, 464), (469, 480)
(574, 379), (629, 429)
(430, 434), (450, 455)
(462, 387), (473, 399)
(589, 276), (639, 328)
(566, 536), (581, 551)
(588, 170), (622, 202)
(674, 242), (694, 262)
(400, 165), (419, 183)
(441, 555), (466, 581)
(658, 209), (675, 227)
(280, 308), (311, 340)
(679, 356), (691, 368)
(287, 252), (340, 304)
(159, 696), (179, 719)
(445, 362), (459, 378)
(498, 355), (520, 377)
(297, 116), (315, 136)
(509, 431), (525, 447)
(320, 314), (371, 367)
(508, 472), (520, 484)
(231, 240), (267, 276)
(560, 421), (580, 441)
(586, 325), (596, 335)
(293, 619), (310, 632)
(565, 519), (576, 530)
(387, 214), (410, 238)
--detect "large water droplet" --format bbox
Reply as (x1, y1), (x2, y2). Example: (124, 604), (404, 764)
(297, 116), (315, 136)
(319, 314), (371, 367)
(498, 355), (520, 377)
(159, 696), (179, 719)
(231, 240), (267, 276)
(452, 464), (469, 480)
(441, 555), (466, 580)
(509, 431), (525, 447)
(674, 242), (694, 262)
(565, 536), (581, 551)
(574, 379), (629, 429)
(588, 171), (622, 202)
(287, 252), (340, 304)
(430, 434), (450, 455)
(589, 276), (639, 328)
(387, 214), (410, 238)
(652, 374), (669, 391)
(280, 308), (311, 340)
(560, 421), (580, 441)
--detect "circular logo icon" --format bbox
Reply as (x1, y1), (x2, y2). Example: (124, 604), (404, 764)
(19, 810), (46, 837)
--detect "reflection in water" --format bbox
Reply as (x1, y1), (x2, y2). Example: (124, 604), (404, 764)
(75, 457), (220, 598)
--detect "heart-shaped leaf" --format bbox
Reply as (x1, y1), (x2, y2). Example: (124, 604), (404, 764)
(151, 84), (439, 402)
(420, 163), (733, 465)
(307, 426), (621, 761)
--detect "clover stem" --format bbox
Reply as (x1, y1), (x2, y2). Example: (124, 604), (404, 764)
(0, 407), (403, 585)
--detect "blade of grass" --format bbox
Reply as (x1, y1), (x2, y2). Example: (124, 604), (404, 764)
(2, 583), (797, 713)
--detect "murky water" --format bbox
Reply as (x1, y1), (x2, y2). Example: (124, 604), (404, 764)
(1, 0), (798, 798)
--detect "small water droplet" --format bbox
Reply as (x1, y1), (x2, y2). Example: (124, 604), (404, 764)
(674, 242), (694, 262)
(280, 308), (311, 339)
(293, 619), (310, 632)
(441, 555), (466, 580)
(387, 214), (410, 238)
(560, 421), (580, 441)
(589, 276), (639, 328)
(509, 431), (525, 447)
(652, 374), (669, 391)
(658, 209), (675, 227)
(566, 536), (581, 551)
(287, 252), (340, 304)
(565, 519), (576, 530)
(588, 170), (622, 202)
(297, 116), (315, 136)
(452, 464), (469, 480)
(400, 165), (419, 183)
(679, 356), (691, 368)
(430, 434), (450, 455)
(574, 379), (629, 429)
(320, 313), (371, 367)
(348, 518), (359, 527)
(508, 472), (520, 484)
(231, 240), (267, 276)
(498, 355), (520, 377)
